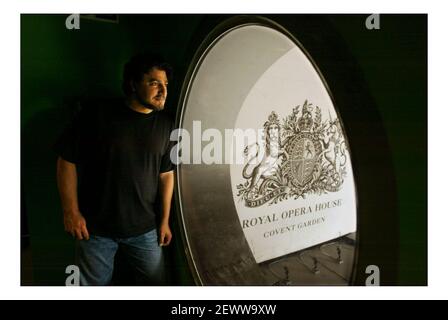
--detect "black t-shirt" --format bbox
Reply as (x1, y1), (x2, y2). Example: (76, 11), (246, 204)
(54, 101), (175, 238)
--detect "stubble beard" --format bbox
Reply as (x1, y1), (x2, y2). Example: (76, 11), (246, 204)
(136, 95), (165, 112)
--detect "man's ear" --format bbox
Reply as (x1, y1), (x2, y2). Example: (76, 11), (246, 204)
(131, 80), (136, 92)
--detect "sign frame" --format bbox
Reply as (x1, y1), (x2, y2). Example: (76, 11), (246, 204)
(174, 15), (360, 285)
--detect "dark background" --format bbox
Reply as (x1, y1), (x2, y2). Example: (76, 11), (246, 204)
(21, 14), (427, 285)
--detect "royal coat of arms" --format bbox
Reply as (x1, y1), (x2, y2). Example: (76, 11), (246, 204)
(237, 100), (348, 207)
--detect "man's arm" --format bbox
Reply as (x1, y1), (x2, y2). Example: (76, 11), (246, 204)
(56, 156), (89, 240)
(158, 170), (174, 246)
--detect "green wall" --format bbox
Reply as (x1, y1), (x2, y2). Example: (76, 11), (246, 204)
(327, 15), (427, 284)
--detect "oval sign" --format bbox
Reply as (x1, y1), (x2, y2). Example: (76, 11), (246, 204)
(176, 17), (358, 285)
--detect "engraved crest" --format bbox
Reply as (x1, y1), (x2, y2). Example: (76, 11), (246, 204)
(237, 100), (348, 207)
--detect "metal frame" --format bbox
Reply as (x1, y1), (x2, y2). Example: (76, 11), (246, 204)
(174, 15), (360, 285)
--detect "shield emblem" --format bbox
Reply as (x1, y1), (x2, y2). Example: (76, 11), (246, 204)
(288, 135), (318, 187)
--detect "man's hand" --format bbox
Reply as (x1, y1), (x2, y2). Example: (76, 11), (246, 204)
(56, 157), (88, 240)
(64, 210), (90, 240)
(158, 170), (174, 247)
(159, 222), (172, 246)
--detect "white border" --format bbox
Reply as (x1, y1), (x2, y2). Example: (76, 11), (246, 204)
(2, 0), (443, 300)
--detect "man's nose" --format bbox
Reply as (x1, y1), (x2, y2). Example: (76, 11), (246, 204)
(158, 84), (167, 95)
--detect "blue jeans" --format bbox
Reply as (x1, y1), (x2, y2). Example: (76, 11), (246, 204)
(75, 229), (165, 286)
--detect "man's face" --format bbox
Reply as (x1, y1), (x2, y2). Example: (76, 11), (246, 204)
(133, 68), (168, 111)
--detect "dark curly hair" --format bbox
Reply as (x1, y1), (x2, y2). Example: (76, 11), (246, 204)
(122, 53), (173, 96)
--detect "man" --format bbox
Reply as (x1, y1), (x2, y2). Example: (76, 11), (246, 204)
(54, 53), (175, 285)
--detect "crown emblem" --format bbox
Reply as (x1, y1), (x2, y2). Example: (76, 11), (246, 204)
(297, 100), (313, 132)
